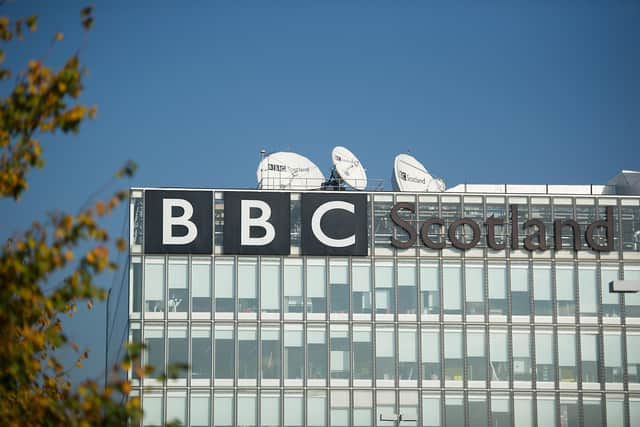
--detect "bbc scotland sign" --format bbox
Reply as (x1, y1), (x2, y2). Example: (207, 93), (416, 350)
(143, 190), (614, 255)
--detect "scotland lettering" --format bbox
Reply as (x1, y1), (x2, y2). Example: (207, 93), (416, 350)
(390, 203), (613, 252)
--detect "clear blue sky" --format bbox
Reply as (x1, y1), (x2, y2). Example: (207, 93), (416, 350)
(2, 0), (639, 384)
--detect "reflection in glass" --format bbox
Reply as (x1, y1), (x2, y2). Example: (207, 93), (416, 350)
(606, 397), (624, 427)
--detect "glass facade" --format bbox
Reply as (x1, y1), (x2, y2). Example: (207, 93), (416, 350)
(129, 190), (640, 426)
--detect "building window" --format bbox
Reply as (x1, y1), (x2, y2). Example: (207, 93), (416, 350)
(605, 396), (624, 427)
(601, 265), (620, 317)
(578, 265), (597, 316)
(261, 391), (280, 427)
(398, 261), (417, 315)
(533, 264), (553, 316)
(284, 325), (304, 380)
(144, 258), (164, 313)
(420, 261), (440, 315)
(444, 394), (463, 427)
(512, 329), (531, 381)
(238, 258), (258, 314)
(535, 328), (554, 383)
(628, 333), (640, 384)
(465, 263), (485, 315)
(399, 390), (418, 427)
(213, 391), (234, 427)
(214, 325), (233, 380)
(329, 260), (349, 314)
(513, 395), (533, 427)
(167, 258), (187, 313)
(443, 263), (462, 315)
(604, 332), (623, 383)
(353, 390), (373, 426)
(556, 265), (576, 317)
(191, 258), (211, 312)
(583, 397), (603, 427)
(261, 326), (281, 381)
(490, 394), (510, 427)
(399, 326), (418, 381)
(375, 260), (394, 315)
(488, 264), (507, 316)
(511, 264), (530, 316)
(190, 393), (210, 427)
(375, 326), (395, 381)
(283, 259), (303, 314)
(330, 325), (350, 380)
(536, 396), (556, 427)
(422, 328), (440, 381)
(307, 259), (326, 314)
(580, 330), (600, 384)
(467, 393), (487, 427)
(376, 390), (395, 427)
(352, 325), (372, 381)
(307, 326), (327, 380)
(261, 259), (281, 315)
(191, 326), (211, 380)
(624, 265), (640, 317)
(330, 390), (349, 427)
(421, 393), (441, 427)
(238, 326), (258, 380)
(143, 325), (163, 379)
(467, 328), (486, 382)
(142, 394), (163, 427)
(307, 390), (327, 427)
(557, 330), (576, 383)
(131, 257), (142, 313)
(167, 325), (187, 379)
(444, 329), (462, 381)
(559, 395), (579, 427)
(237, 391), (257, 427)
(284, 392), (304, 427)
(166, 393), (186, 426)
(489, 328), (508, 382)
(214, 258), (234, 313)
(352, 260), (372, 315)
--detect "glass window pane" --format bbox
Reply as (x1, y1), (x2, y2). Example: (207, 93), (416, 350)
(398, 261), (417, 314)
(168, 326), (188, 378)
(330, 260), (349, 314)
(399, 327), (418, 381)
(467, 393), (487, 427)
(513, 397), (532, 427)
(422, 328), (440, 381)
(192, 326), (211, 379)
(512, 330), (531, 381)
(261, 392), (280, 427)
(191, 394), (211, 427)
(167, 394), (187, 425)
(261, 259), (281, 313)
(490, 329), (508, 381)
(578, 266), (597, 315)
(557, 331), (576, 382)
(284, 393), (304, 427)
(353, 326), (372, 380)
(214, 325), (234, 379)
(536, 398), (556, 427)
(214, 258), (234, 313)
(443, 263), (462, 314)
(628, 334), (640, 383)
(330, 326), (350, 379)
(559, 396), (578, 427)
(144, 326), (164, 375)
(488, 265), (507, 315)
(143, 395), (163, 426)
(145, 259), (164, 313)
(213, 392), (234, 427)
(556, 265), (575, 317)
(307, 390), (327, 426)
(261, 326), (280, 380)
(284, 325), (304, 380)
(606, 397), (624, 427)
(583, 398), (602, 427)
(490, 395), (510, 427)
(420, 261), (440, 315)
(422, 394), (441, 427)
(308, 326), (327, 380)
(601, 266), (620, 317)
(533, 265), (552, 315)
(168, 259), (187, 312)
(132, 259), (142, 312)
(535, 330), (554, 382)
(331, 390), (349, 426)
(376, 327), (395, 381)
(192, 260), (212, 312)
(444, 329), (462, 381)
(465, 264), (485, 315)
(445, 394), (463, 427)
(237, 392), (257, 427)
(467, 328), (486, 382)
(354, 391), (373, 426)
(238, 258), (258, 313)
(284, 259), (303, 314)
(581, 331), (600, 383)
(511, 264), (530, 316)
(352, 261), (372, 314)
(375, 261), (395, 314)
(239, 326), (258, 379)
(625, 266), (640, 317)
(307, 260), (326, 314)
(604, 332), (623, 382)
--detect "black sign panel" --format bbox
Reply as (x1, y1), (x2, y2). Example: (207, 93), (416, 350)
(223, 192), (290, 255)
(144, 190), (213, 254)
(301, 193), (368, 256)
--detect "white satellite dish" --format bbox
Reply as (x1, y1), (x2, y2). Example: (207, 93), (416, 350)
(427, 177), (446, 192)
(330, 146), (368, 190)
(393, 153), (432, 192)
(257, 151), (325, 190)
